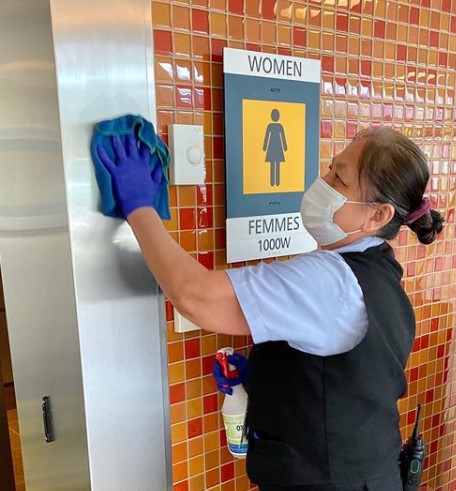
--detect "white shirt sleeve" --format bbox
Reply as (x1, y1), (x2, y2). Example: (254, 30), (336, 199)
(225, 249), (368, 356)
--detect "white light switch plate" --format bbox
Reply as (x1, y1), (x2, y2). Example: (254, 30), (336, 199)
(169, 124), (205, 185)
(174, 308), (201, 333)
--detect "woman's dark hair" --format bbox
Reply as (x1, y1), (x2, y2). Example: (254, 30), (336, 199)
(355, 128), (444, 244)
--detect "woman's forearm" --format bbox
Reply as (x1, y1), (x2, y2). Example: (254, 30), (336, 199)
(127, 207), (250, 335)
(128, 207), (206, 302)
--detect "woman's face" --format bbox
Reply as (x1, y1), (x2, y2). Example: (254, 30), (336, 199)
(320, 137), (374, 249)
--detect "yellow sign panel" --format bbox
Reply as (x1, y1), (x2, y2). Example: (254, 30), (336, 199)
(242, 99), (306, 194)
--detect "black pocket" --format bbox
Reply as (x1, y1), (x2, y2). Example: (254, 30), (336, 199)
(247, 436), (329, 486)
(247, 437), (290, 485)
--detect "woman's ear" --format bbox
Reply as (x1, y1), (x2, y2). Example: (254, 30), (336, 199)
(363, 203), (395, 233)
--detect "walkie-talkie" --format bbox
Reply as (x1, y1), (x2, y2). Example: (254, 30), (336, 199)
(400, 404), (425, 490)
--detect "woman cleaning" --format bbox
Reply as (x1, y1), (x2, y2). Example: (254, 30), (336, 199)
(96, 127), (443, 490)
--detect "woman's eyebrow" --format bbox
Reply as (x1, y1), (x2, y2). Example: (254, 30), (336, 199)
(334, 160), (348, 171)
(331, 159), (349, 175)
(333, 160), (356, 185)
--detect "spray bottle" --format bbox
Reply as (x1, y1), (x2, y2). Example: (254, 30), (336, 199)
(216, 347), (248, 458)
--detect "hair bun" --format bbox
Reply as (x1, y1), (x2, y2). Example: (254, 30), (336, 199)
(410, 209), (444, 244)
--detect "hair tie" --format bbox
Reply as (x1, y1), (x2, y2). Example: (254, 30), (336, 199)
(404, 197), (431, 225)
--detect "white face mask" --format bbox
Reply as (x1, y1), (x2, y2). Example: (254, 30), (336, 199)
(300, 177), (367, 246)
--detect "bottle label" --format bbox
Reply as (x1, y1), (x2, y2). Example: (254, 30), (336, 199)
(223, 412), (248, 456)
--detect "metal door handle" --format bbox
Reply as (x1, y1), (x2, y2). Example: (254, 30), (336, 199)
(42, 396), (54, 443)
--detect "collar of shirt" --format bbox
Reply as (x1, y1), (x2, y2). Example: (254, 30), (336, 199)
(332, 236), (385, 255)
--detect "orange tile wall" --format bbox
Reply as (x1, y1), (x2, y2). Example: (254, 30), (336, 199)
(151, 1), (456, 490)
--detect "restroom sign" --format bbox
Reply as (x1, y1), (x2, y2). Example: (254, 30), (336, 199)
(223, 48), (321, 263)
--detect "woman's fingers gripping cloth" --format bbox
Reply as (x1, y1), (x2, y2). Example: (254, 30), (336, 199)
(90, 114), (171, 220)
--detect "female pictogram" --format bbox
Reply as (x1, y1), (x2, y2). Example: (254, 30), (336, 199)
(263, 109), (288, 186)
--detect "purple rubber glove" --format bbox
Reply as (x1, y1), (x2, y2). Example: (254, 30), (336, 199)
(212, 353), (248, 395)
(97, 133), (163, 218)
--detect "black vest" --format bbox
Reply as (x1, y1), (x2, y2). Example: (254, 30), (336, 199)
(246, 243), (415, 487)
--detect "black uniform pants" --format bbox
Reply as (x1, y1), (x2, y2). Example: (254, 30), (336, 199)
(260, 487), (402, 491)
(259, 478), (403, 491)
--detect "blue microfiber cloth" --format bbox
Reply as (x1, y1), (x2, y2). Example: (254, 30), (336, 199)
(90, 114), (171, 220)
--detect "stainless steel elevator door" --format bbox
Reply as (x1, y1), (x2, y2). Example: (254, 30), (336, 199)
(0, 1), (91, 490)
